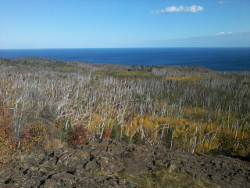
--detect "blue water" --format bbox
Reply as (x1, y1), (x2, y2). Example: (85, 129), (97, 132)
(0, 48), (250, 71)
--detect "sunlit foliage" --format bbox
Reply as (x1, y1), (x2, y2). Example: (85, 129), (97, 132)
(0, 59), (249, 158)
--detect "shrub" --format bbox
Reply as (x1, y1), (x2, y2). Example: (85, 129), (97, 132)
(1, 59), (250, 159)
(103, 128), (112, 141)
(0, 96), (16, 164)
(217, 128), (250, 158)
(21, 123), (48, 151)
(67, 125), (89, 147)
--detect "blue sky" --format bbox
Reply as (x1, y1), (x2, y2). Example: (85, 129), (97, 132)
(0, 0), (250, 48)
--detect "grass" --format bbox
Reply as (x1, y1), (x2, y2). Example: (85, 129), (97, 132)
(165, 76), (204, 82)
(109, 70), (158, 79)
(0, 58), (249, 159)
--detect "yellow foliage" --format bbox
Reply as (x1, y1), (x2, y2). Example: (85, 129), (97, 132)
(165, 76), (203, 82)
(21, 123), (48, 151)
(122, 114), (250, 157)
(88, 113), (103, 133)
(183, 107), (208, 120)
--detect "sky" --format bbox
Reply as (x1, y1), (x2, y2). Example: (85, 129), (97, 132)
(0, 0), (250, 49)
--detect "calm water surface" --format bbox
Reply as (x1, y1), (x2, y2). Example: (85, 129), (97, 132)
(0, 48), (250, 71)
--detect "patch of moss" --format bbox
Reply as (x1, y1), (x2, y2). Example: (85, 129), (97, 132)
(120, 169), (220, 188)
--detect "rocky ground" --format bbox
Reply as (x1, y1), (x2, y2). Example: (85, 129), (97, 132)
(0, 141), (249, 188)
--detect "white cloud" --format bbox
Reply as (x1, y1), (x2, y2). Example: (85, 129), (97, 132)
(158, 5), (204, 14)
(216, 32), (233, 36)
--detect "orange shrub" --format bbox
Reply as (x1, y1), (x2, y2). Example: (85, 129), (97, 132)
(103, 128), (113, 141)
(0, 96), (16, 164)
(67, 125), (89, 146)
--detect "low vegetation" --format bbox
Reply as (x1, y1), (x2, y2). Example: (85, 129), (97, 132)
(0, 58), (249, 163)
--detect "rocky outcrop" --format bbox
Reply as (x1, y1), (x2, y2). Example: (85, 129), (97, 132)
(0, 142), (249, 188)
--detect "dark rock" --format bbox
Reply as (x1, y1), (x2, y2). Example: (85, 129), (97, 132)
(0, 143), (249, 188)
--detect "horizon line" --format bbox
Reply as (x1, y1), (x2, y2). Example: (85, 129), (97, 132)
(1, 46), (250, 50)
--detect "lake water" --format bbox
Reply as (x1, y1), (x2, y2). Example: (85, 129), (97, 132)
(0, 48), (250, 71)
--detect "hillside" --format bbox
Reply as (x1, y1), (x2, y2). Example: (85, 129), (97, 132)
(0, 58), (249, 187)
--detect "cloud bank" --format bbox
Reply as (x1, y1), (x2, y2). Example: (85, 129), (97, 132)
(158, 5), (204, 14)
